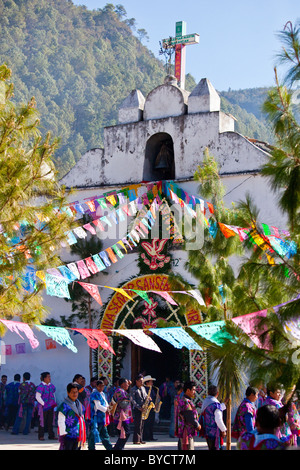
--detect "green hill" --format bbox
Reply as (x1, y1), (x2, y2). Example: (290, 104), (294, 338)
(220, 87), (273, 143)
(0, 0), (273, 177)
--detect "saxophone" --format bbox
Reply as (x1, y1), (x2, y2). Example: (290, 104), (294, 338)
(141, 385), (155, 420)
(154, 386), (162, 413)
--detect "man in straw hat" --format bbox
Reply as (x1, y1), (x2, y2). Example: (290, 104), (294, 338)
(143, 375), (160, 441)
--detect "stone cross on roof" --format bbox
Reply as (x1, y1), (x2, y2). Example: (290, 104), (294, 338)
(161, 21), (199, 90)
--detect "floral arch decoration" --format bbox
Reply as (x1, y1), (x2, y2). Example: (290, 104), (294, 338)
(98, 274), (207, 408)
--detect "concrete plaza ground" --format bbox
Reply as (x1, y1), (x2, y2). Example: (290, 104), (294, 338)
(0, 427), (237, 451)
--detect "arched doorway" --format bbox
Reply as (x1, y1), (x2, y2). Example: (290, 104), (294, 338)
(131, 335), (182, 384)
(143, 133), (175, 181)
(98, 274), (207, 410)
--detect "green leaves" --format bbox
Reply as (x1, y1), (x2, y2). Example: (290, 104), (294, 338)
(276, 20), (300, 87)
(0, 65), (75, 321)
(0, 0), (167, 177)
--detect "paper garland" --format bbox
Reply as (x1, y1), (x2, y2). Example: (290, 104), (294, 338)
(40, 195), (163, 299)
(231, 310), (271, 349)
(2, 303), (300, 357)
(0, 319), (39, 349)
(164, 180), (297, 261)
(150, 327), (202, 350)
(35, 325), (78, 353)
(78, 282), (103, 305)
(189, 321), (234, 346)
(60, 182), (163, 221)
(62, 187), (162, 250)
(7, 179), (297, 306)
(70, 328), (115, 353)
(2, 179), (296, 301)
(45, 273), (71, 299)
(112, 329), (162, 353)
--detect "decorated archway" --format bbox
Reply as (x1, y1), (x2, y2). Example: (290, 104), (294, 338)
(98, 273), (207, 409)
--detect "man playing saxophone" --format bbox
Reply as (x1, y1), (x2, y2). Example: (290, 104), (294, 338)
(130, 374), (148, 444)
(143, 375), (161, 442)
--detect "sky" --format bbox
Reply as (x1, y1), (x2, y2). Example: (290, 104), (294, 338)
(72, 0), (299, 91)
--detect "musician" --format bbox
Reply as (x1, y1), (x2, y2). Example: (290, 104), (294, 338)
(143, 375), (160, 441)
(130, 374), (148, 444)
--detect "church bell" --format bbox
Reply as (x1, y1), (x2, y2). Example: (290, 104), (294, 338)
(154, 143), (170, 171)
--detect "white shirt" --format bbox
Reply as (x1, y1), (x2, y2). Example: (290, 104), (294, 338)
(201, 396), (227, 432)
(93, 391), (108, 414)
(214, 407), (227, 432)
(35, 381), (56, 407)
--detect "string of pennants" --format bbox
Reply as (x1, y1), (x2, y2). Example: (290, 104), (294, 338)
(1, 179), (298, 357)
(1, 294), (299, 356)
(62, 185), (162, 247)
(4, 177), (295, 266)
(0, 182), (162, 272)
(12, 180), (297, 304)
(163, 181), (297, 263)
(1, 179), (297, 300)
(1, 191), (164, 294)
(57, 179), (296, 262)
(61, 177), (296, 260)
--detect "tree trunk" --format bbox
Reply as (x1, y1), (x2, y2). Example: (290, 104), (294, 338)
(88, 295), (93, 378)
(226, 395), (232, 450)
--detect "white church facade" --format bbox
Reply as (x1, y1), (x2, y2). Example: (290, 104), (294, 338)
(1, 73), (283, 407)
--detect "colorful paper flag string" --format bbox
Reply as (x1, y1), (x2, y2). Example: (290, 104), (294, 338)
(78, 282), (103, 305)
(113, 329), (161, 352)
(35, 325), (77, 353)
(70, 328), (115, 353)
(232, 310), (271, 349)
(150, 327), (202, 350)
(190, 321), (234, 346)
(0, 319), (39, 349)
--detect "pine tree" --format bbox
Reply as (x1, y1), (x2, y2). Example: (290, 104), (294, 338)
(185, 23), (300, 448)
(185, 148), (247, 449)
(186, 148), (300, 449)
(261, 20), (300, 233)
(0, 64), (74, 325)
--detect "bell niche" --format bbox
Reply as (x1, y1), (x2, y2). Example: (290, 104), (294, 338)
(143, 133), (175, 181)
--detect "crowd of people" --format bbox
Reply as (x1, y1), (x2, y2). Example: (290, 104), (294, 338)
(0, 371), (166, 450)
(0, 371), (300, 451)
(232, 384), (300, 450)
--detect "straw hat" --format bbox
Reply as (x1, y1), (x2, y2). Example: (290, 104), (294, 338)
(143, 375), (156, 382)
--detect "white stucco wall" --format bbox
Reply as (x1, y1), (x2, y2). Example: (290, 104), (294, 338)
(60, 78), (269, 189)
(61, 113), (268, 188)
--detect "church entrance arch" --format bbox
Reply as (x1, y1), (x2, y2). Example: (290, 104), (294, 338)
(98, 274), (207, 410)
(143, 133), (175, 181)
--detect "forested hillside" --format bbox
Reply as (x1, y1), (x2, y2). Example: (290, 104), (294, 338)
(220, 89), (273, 144)
(0, 0), (273, 177)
